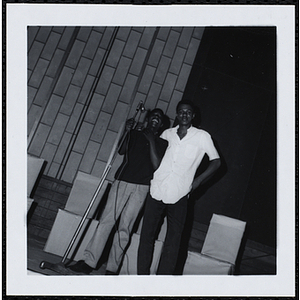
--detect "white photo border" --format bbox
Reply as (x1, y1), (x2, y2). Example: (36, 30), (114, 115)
(6, 4), (296, 297)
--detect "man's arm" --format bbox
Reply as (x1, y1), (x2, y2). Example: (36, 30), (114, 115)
(143, 129), (164, 170)
(191, 158), (221, 191)
(118, 119), (135, 155)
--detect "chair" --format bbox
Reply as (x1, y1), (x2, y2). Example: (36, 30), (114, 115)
(183, 213), (246, 275)
(44, 172), (109, 260)
(119, 217), (167, 275)
(64, 171), (109, 218)
(27, 155), (45, 211)
(119, 233), (164, 275)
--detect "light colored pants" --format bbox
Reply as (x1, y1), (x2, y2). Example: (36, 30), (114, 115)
(84, 180), (149, 272)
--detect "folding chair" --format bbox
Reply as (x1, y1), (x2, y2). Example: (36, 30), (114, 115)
(183, 213), (246, 275)
(119, 217), (167, 275)
(27, 155), (45, 211)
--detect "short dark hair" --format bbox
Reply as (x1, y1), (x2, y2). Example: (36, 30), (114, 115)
(176, 100), (195, 113)
(147, 108), (170, 134)
(150, 108), (164, 117)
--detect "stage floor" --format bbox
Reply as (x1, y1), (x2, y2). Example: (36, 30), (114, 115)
(27, 233), (107, 276)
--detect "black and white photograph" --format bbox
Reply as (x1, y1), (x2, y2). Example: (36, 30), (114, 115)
(5, 4), (296, 297)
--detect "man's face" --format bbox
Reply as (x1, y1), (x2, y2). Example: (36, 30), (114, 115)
(147, 110), (164, 131)
(176, 104), (194, 126)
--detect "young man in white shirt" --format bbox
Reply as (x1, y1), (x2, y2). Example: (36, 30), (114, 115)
(137, 100), (221, 275)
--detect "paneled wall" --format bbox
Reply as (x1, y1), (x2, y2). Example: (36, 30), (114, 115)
(27, 26), (204, 184)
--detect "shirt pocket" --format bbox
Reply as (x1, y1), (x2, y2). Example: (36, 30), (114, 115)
(184, 144), (198, 159)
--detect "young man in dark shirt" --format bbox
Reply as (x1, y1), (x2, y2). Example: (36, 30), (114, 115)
(67, 108), (168, 275)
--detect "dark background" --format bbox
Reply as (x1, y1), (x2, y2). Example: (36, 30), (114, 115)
(183, 27), (276, 248)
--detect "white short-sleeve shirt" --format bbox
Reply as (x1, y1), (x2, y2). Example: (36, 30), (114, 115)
(150, 125), (220, 204)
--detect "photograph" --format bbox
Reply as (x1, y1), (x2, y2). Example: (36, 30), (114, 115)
(5, 4), (296, 297)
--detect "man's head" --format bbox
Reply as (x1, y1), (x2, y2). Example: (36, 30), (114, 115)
(146, 108), (165, 133)
(176, 100), (195, 127)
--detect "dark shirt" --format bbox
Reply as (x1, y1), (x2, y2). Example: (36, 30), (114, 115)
(115, 129), (168, 185)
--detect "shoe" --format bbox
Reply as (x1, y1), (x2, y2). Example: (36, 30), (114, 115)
(68, 260), (93, 275)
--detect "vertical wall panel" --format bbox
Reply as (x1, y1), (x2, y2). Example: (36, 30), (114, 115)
(53, 132), (72, 164)
(100, 27), (115, 49)
(106, 39), (125, 68)
(148, 39), (165, 67)
(47, 113), (69, 145)
(169, 47), (186, 75)
(145, 82), (162, 109)
(41, 32), (61, 60)
(59, 85), (81, 115)
(95, 66), (115, 95)
(77, 27), (93, 42)
(65, 40), (85, 68)
(97, 130), (118, 161)
(129, 47), (147, 76)
(157, 27), (170, 41)
(123, 30), (141, 58)
(119, 74), (138, 103)
(28, 86), (38, 110)
(35, 26), (52, 43)
(90, 111), (111, 143)
(116, 27), (131, 42)
(41, 94), (63, 126)
(28, 27), (39, 50)
(91, 159), (106, 178)
(72, 122), (94, 153)
(48, 161), (60, 178)
(184, 37), (201, 64)
(138, 65), (156, 94)
(28, 41), (44, 70)
(71, 57), (92, 87)
(41, 143), (58, 173)
(178, 27), (194, 49)
(33, 76), (53, 106)
(58, 27), (76, 50)
(112, 56), (132, 86)
(108, 101), (128, 132)
(85, 93), (105, 124)
(175, 63), (192, 92)
(101, 84), (122, 113)
(79, 141), (101, 173)
(153, 56), (171, 84)
(53, 67), (74, 97)
(82, 30), (102, 59)
(139, 27), (156, 49)
(163, 30), (180, 58)
(27, 104), (42, 134)
(89, 48), (106, 76)
(65, 103), (84, 133)
(29, 59), (50, 88)
(193, 27), (205, 39)
(28, 123), (51, 156)
(77, 75), (96, 104)
(160, 73), (177, 101)
(46, 49), (64, 77)
(61, 151), (82, 182)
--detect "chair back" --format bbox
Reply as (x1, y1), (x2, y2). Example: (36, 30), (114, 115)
(201, 214), (246, 265)
(27, 155), (45, 197)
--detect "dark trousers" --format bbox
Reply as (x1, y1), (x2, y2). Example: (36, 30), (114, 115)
(137, 193), (188, 275)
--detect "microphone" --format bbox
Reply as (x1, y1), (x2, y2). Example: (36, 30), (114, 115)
(135, 102), (148, 131)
